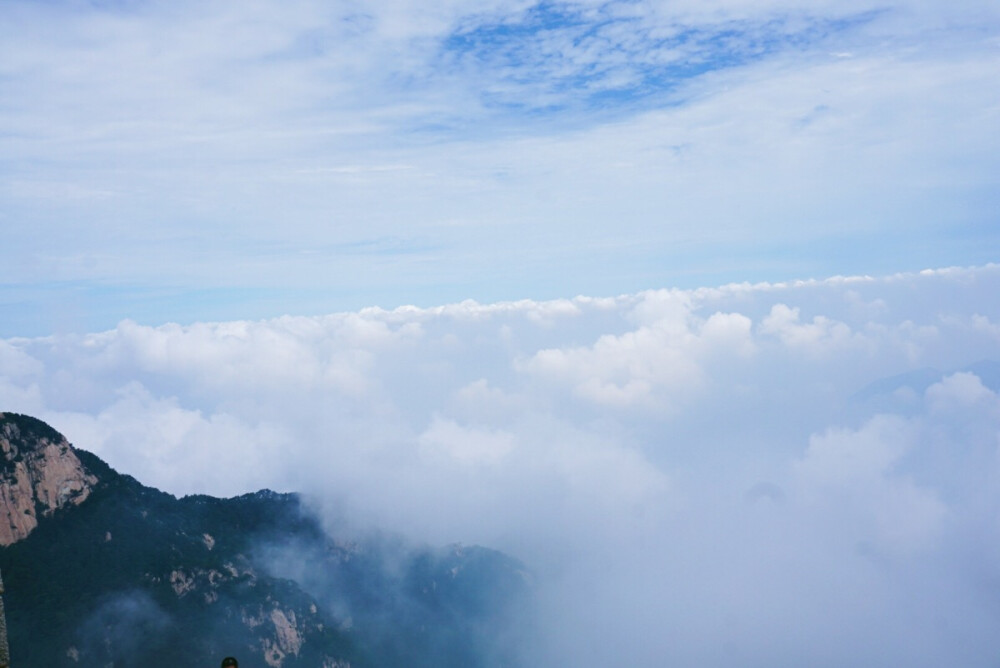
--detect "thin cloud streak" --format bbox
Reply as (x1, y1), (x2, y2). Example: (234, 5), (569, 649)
(1, 0), (998, 334)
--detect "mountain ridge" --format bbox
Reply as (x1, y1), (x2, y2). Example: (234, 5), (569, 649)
(0, 413), (528, 668)
(0, 412), (99, 545)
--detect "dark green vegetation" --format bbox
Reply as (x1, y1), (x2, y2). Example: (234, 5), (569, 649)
(0, 414), (529, 668)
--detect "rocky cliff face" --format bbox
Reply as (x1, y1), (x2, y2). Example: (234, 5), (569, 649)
(0, 413), (97, 545)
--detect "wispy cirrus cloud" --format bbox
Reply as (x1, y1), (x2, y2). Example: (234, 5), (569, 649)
(439, 1), (881, 114)
(1, 0), (998, 335)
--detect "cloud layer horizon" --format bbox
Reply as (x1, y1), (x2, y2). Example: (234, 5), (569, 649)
(3, 265), (999, 666)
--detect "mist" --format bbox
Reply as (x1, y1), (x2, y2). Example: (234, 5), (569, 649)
(72, 591), (172, 665)
(3, 265), (1000, 665)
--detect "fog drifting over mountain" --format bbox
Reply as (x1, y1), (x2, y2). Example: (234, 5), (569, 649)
(3, 265), (1000, 666)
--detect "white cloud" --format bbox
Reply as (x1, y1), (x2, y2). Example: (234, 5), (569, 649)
(794, 415), (947, 554)
(970, 314), (1000, 342)
(520, 293), (755, 411)
(925, 371), (1000, 416)
(0, 339), (43, 380)
(0, 0), (996, 659)
(3, 271), (1000, 663)
(419, 416), (516, 465)
(796, 415), (912, 485)
(2, 1), (998, 336)
(759, 303), (858, 350)
(48, 382), (294, 497)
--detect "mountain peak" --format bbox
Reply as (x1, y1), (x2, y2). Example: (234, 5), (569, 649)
(0, 412), (98, 545)
(0, 414), (530, 667)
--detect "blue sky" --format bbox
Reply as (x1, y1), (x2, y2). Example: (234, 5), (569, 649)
(3, 4), (1000, 662)
(1, 0), (999, 336)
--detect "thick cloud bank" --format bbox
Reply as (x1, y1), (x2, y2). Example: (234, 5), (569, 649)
(4, 265), (1000, 666)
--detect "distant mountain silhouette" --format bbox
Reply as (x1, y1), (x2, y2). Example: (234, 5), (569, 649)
(852, 359), (1000, 401)
(0, 413), (529, 668)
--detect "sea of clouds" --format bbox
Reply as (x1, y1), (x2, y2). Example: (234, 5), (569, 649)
(3, 265), (1000, 666)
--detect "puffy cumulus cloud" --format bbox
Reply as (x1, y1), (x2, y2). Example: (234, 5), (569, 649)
(793, 415), (947, 555)
(104, 314), (421, 396)
(0, 339), (43, 380)
(0, 340), (46, 413)
(925, 371), (1000, 417)
(50, 383), (295, 497)
(419, 416), (516, 465)
(2, 265), (1000, 665)
(521, 304), (754, 411)
(969, 314), (1000, 342)
(536, 370), (1000, 667)
(0, 379), (44, 417)
(759, 303), (858, 351)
